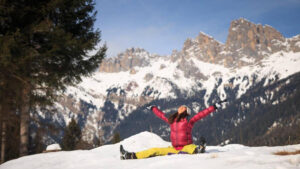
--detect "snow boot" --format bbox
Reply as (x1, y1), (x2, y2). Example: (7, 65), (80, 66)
(194, 137), (206, 154)
(120, 145), (137, 160)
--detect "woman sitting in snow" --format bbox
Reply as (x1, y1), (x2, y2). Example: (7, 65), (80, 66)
(120, 101), (226, 160)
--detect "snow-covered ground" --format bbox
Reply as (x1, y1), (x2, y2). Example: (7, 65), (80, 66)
(2, 132), (300, 169)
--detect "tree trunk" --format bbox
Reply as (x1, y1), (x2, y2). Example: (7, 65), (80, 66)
(0, 104), (6, 164)
(1, 121), (6, 164)
(19, 86), (30, 157)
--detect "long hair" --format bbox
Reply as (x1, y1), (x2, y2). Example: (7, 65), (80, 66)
(168, 111), (188, 124)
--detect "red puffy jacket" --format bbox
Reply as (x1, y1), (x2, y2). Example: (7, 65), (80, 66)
(152, 106), (215, 150)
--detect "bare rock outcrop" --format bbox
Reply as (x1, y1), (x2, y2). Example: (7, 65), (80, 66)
(99, 48), (150, 72)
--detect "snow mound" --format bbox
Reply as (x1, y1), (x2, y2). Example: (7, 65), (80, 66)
(119, 131), (171, 151)
(90, 131), (171, 158)
(1, 132), (300, 169)
(46, 144), (61, 151)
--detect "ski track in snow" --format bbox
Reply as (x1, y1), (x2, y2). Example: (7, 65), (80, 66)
(2, 132), (300, 169)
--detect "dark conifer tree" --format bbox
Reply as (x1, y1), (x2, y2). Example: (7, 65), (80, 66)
(61, 118), (82, 151)
(112, 132), (121, 144)
(0, 0), (106, 157)
(31, 129), (44, 154)
(93, 135), (102, 147)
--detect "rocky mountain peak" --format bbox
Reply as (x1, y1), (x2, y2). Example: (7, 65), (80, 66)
(182, 38), (194, 51)
(197, 32), (219, 43)
(120, 48), (148, 57)
(226, 18), (285, 56)
(99, 47), (151, 73)
(288, 35), (300, 52)
(182, 32), (222, 51)
(99, 18), (300, 73)
(180, 32), (223, 64)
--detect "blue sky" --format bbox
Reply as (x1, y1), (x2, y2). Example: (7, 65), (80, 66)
(95, 0), (300, 57)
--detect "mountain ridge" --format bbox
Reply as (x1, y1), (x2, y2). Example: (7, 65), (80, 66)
(34, 18), (300, 147)
(99, 18), (300, 73)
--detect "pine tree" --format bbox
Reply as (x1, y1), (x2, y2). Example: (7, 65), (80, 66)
(112, 132), (121, 144)
(93, 135), (102, 147)
(2, 112), (20, 162)
(61, 118), (82, 150)
(0, 76), (20, 163)
(31, 129), (44, 154)
(0, 0), (106, 156)
(1, 119), (6, 164)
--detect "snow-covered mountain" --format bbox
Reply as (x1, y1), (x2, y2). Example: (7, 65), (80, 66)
(2, 132), (300, 169)
(35, 18), (300, 146)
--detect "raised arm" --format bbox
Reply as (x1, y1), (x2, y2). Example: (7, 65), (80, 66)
(151, 106), (169, 124)
(189, 106), (216, 127)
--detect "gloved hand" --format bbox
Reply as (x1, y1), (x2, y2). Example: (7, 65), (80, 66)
(213, 103), (221, 110)
(213, 99), (228, 110)
(146, 105), (155, 111)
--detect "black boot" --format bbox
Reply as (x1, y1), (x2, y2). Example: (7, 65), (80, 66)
(120, 145), (137, 160)
(199, 136), (206, 153)
(194, 137), (206, 154)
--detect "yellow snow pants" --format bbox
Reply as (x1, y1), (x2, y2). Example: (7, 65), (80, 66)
(135, 144), (197, 159)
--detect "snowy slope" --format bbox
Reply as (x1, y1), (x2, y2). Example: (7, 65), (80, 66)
(2, 132), (300, 169)
(74, 51), (300, 102)
(66, 51), (300, 108)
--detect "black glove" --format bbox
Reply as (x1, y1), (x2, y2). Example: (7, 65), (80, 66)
(218, 99), (228, 104)
(213, 103), (221, 110)
(213, 99), (228, 110)
(146, 105), (155, 111)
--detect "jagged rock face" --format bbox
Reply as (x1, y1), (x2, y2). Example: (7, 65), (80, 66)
(182, 33), (223, 63)
(176, 58), (207, 80)
(225, 18), (285, 61)
(170, 49), (182, 62)
(99, 48), (151, 72)
(288, 35), (300, 52)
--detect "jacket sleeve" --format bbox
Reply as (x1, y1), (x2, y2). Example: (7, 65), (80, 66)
(189, 106), (216, 127)
(152, 106), (169, 124)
